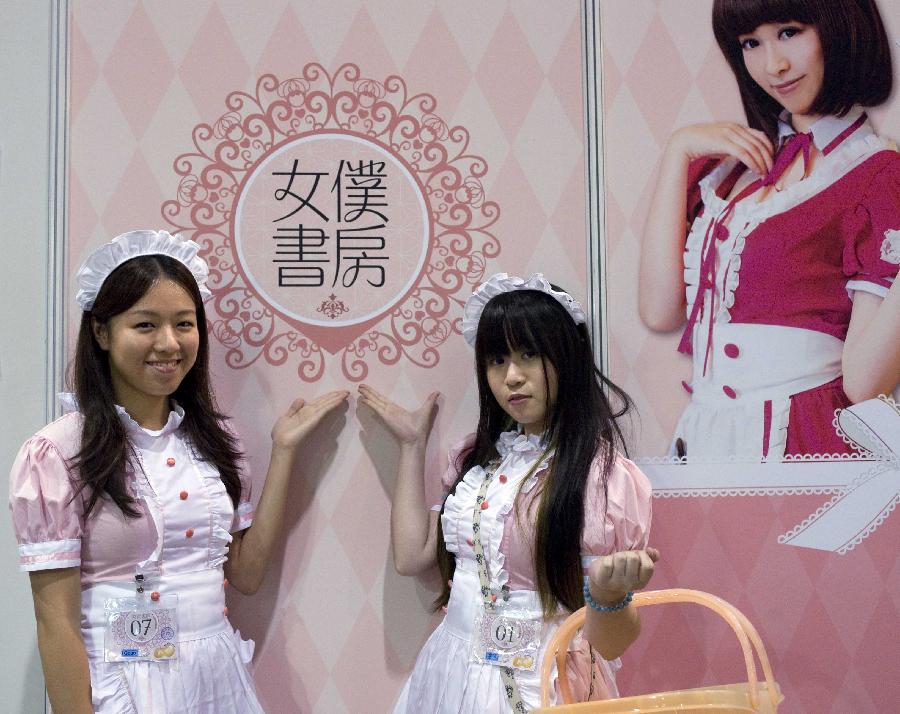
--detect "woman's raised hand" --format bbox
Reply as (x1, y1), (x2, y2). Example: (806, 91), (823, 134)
(271, 390), (350, 450)
(670, 123), (774, 177)
(358, 384), (439, 445)
(587, 547), (660, 604)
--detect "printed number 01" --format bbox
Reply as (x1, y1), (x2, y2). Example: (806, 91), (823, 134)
(491, 621), (520, 650)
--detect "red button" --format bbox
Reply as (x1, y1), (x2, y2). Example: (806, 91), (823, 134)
(185, 528), (194, 538)
(498, 474), (507, 483)
(448, 579), (454, 588)
(166, 458), (176, 467)
(723, 385), (737, 399)
(179, 491), (188, 500)
(150, 591), (160, 602)
(724, 343), (740, 358)
(491, 594), (497, 602)
(681, 380), (693, 394)
(223, 607), (229, 616)
(466, 537), (474, 546)
(480, 501), (489, 510)
(223, 578), (229, 588)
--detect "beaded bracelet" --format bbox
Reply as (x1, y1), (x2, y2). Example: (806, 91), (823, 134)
(583, 583), (633, 613)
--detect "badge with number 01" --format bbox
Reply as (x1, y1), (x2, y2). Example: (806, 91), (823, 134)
(471, 608), (541, 671)
(104, 595), (179, 663)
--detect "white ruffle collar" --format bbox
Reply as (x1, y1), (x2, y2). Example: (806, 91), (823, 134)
(697, 130), (892, 225)
(776, 106), (871, 152)
(496, 429), (548, 459)
(58, 392), (185, 438)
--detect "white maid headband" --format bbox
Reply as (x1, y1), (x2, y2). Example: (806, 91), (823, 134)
(461, 272), (586, 347)
(75, 230), (212, 310)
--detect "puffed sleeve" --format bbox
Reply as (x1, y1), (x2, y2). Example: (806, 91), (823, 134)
(9, 435), (84, 572)
(581, 452), (652, 561)
(844, 154), (900, 298)
(560, 453), (652, 702)
(430, 433), (476, 511)
(227, 428), (254, 532)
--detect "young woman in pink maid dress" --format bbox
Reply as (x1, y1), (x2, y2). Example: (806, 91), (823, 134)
(640, 0), (900, 459)
(9, 230), (348, 713)
(360, 273), (658, 712)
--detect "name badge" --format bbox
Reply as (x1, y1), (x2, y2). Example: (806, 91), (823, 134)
(104, 595), (179, 663)
(471, 607), (541, 671)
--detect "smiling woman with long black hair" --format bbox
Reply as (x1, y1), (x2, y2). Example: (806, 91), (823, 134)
(9, 230), (348, 713)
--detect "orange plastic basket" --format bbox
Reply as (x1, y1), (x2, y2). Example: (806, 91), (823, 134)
(534, 589), (783, 713)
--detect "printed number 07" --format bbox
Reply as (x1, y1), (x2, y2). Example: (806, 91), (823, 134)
(131, 618), (152, 637)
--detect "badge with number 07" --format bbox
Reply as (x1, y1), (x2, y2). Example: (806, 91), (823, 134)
(104, 595), (179, 663)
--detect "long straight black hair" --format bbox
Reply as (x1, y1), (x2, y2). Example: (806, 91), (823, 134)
(435, 288), (632, 617)
(70, 255), (242, 517)
(712, 0), (892, 144)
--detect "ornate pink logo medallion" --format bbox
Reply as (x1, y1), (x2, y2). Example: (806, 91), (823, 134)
(163, 64), (499, 381)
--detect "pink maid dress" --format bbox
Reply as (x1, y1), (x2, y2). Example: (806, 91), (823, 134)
(9, 398), (263, 713)
(674, 107), (900, 459)
(393, 430), (652, 713)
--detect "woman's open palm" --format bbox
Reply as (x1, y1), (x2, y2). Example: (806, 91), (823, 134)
(359, 384), (439, 445)
(271, 390), (349, 449)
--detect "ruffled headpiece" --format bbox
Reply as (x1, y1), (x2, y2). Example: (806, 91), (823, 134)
(75, 230), (211, 310)
(461, 272), (586, 347)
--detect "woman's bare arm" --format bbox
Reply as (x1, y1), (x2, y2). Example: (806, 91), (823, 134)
(843, 283), (900, 402)
(358, 384), (441, 575)
(225, 390), (349, 594)
(583, 548), (659, 660)
(29, 568), (93, 714)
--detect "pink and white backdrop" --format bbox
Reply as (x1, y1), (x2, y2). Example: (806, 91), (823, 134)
(600, 1), (900, 712)
(65, 0), (899, 711)
(68, 1), (586, 712)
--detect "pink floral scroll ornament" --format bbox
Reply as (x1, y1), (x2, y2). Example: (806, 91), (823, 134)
(162, 65), (499, 381)
(317, 295), (349, 321)
(780, 395), (900, 553)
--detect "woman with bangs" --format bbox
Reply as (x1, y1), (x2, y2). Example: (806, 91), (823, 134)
(360, 274), (657, 712)
(640, 0), (900, 459)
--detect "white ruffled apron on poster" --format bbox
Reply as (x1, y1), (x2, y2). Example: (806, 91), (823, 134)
(674, 321), (844, 459)
(674, 109), (893, 460)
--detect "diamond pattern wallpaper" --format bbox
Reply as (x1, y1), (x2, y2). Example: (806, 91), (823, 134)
(69, 1), (587, 711)
(67, 1), (900, 711)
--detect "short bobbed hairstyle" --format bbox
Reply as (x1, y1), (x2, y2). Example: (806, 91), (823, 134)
(712, 0), (893, 142)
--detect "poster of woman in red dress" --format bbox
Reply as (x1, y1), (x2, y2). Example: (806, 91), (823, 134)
(639, 0), (899, 462)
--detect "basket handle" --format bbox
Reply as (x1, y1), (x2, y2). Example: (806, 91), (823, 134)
(540, 588), (780, 711)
